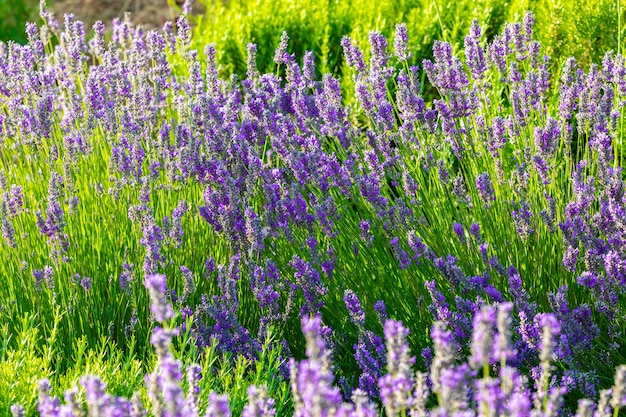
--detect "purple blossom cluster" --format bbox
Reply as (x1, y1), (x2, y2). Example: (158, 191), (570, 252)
(16, 299), (626, 417)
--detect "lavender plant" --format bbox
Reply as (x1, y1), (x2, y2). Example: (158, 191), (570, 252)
(13, 298), (626, 417)
(2, 2), (626, 415)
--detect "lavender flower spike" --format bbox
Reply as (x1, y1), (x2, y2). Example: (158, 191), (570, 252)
(470, 305), (496, 372)
(144, 274), (174, 323)
(10, 405), (25, 417)
(206, 392), (232, 417)
(378, 319), (416, 417)
(476, 172), (496, 207)
(243, 386), (277, 417)
(394, 23), (412, 62)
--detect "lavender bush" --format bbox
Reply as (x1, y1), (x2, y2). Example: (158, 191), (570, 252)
(2, 1), (626, 414)
(13, 280), (626, 416)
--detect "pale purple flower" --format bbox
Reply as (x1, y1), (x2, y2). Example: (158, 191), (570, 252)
(144, 274), (174, 323)
(476, 172), (495, 206)
(394, 23), (412, 62)
(243, 386), (276, 417)
(470, 305), (496, 370)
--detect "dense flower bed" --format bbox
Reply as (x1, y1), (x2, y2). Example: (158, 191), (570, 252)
(3, 2), (626, 415)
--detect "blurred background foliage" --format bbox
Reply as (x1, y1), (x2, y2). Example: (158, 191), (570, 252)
(1, 0), (624, 71)
(191, 0), (626, 82)
(0, 0), (38, 44)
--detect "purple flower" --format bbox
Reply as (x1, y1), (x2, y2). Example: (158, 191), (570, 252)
(494, 302), (516, 364)
(341, 36), (366, 73)
(393, 23), (412, 62)
(243, 386), (276, 417)
(512, 201), (534, 239)
(470, 305), (496, 370)
(344, 290), (365, 326)
(290, 315), (343, 417)
(534, 117), (561, 157)
(144, 274), (174, 323)
(430, 321), (457, 393)
(81, 276), (92, 291)
(374, 300), (388, 323)
(378, 320), (416, 416)
(7, 184), (23, 216)
(291, 255), (327, 316)
(180, 265), (195, 302)
(453, 222), (466, 245)
(274, 32), (291, 65)
(464, 19), (487, 79)
(563, 246), (579, 272)
(476, 172), (495, 206)
(119, 261), (134, 295)
(206, 392), (232, 417)
(10, 405), (25, 417)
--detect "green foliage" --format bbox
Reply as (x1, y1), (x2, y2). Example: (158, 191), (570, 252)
(0, 0), (38, 44)
(192, 0), (625, 92)
(0, 314), (291, 415)
(192, 0), (512, 101)
(0, 316), (52, 415)
(506, 0), (626, 68)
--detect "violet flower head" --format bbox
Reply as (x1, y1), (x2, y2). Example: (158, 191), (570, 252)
(243, 386), (276, 417)
(7, 184), (23, 216)
(206, 392), (232, 417)
(469, 222), (482, 242)
(43, 265), (54, 290)
(369, 31), (390, 69)
(291, 255), (327, 316)
(303, 50), (316, 86)
(10, 403), (26, 417)
(290, 315), (343, 417)
(453, 222), (466, 246)
(119, 261), (134, 295)
(438, 363), (474, 413)
(80, 276), (92, 291)
(394, 23), (412, 62)
(476, 172), (495, 207)
(534, 117), (561, 158)
(341, 36), (366, 73)
(180, 265), (195, 302)
(182, 0), (193, 15)
(430, 321), (457, 393)
(344, 289), (365, 326)
(611, 365), (626, 411)
(533, 155), (551, 185)
(535, 313), (561, 409)
(1, 207), (15, 248)
(374, 300), (388, 323)
(150, 326), (179, 358)
(562, 246), (579, 272)
(81, 375), (109, 415)
(494, 302), (516, 364)
(470, 305), (496, 370)
(384, 319), (415, 377)
(464, 19), (487, 79)
(169, 199), (188, 248)
(246, 43), (259, 80)
(274, 31), (291, 65)
(512, 201), (534, 239)
(487, 116), (508, 157)
(144, 274), (174, 323)
(176, 14), (190, 46)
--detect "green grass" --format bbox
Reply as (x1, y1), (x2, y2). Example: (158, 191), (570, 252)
(0, 313), (291, 415)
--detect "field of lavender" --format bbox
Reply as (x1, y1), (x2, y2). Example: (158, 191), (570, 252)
(3, 0), (626, 415)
